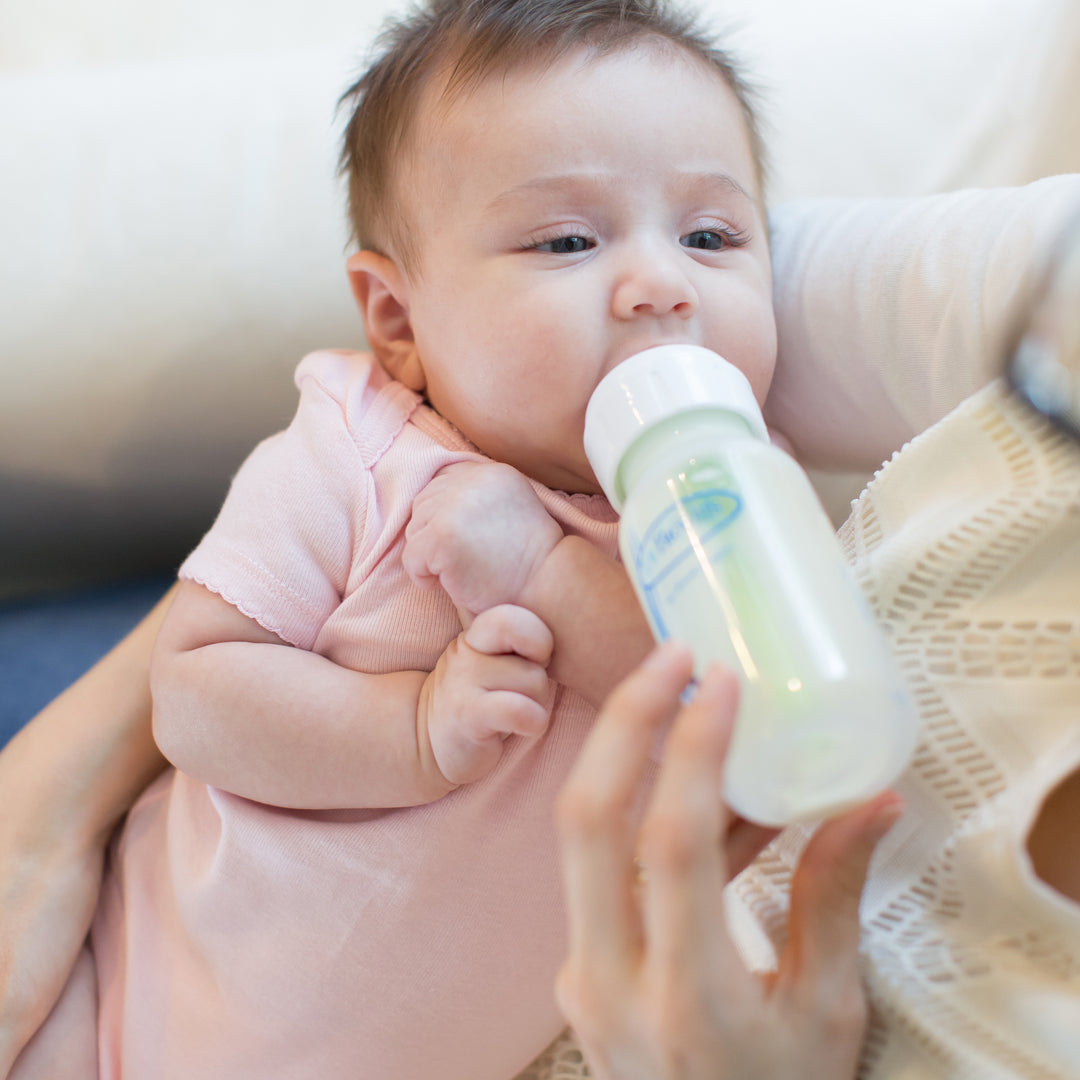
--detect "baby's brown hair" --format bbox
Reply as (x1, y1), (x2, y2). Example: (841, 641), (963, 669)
(338, 0), (766, 274)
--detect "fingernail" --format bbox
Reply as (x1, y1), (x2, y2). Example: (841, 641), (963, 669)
(867, 794), (904, 841)
(643, 640), (689, 669)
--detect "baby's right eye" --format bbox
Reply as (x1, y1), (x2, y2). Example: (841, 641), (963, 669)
(532, 235), (594, 254)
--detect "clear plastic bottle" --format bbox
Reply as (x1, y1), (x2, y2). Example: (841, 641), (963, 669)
(584, 345), (917, 826)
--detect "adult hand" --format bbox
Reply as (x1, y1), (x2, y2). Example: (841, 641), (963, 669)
(419, 604), (554, 786)
(555, 643), (902, 1080)
(404, 461), (563, 624)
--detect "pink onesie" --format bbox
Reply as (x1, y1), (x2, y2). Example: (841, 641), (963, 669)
(90, 351), (620, 1078)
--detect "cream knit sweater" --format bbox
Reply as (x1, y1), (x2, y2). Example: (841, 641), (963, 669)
(520, 380), (1080, 1080)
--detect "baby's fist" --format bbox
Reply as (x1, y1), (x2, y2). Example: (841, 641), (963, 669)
(420, 605), (554, 786)
(404, 462), (563, 620)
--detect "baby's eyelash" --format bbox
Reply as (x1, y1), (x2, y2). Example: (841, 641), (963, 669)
(680, 226), (751, 251)
(522, 233), (596, 254)
(520, 225), (750, 254)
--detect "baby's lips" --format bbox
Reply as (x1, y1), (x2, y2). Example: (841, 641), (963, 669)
(605, 338), (697, 373)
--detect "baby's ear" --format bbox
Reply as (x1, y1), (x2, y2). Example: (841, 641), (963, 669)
(346, 252), (426, 391)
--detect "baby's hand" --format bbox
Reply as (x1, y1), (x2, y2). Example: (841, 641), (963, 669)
(404, 461), (563, 622)
(420, 604), (554, 786)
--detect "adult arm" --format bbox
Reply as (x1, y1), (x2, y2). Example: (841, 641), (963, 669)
(0, 586), (172, 1074)
(765, 177), (1080, 470)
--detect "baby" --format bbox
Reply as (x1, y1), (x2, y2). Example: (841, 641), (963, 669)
(38, 2), (778, 1077)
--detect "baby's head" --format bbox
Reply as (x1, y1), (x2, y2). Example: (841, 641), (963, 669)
(341, 0), (777, 494)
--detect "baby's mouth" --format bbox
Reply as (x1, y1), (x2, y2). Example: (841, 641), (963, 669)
(607, 338), (695, 373)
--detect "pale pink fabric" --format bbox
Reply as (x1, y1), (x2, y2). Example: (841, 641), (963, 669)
(90, 351), (620, 1079)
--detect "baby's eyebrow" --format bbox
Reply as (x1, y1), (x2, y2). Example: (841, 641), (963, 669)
(486, 169), (755, 215)
(675, 170), (755, 206)
(485, 173), (615, 214)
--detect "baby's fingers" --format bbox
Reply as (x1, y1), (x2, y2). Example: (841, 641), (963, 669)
(401, 510), (440, 589)
(476, 689), (552, 739)
(464, 604), (553, 666)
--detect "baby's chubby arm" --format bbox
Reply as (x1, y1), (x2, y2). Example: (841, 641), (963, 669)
(151, 582), (551, 806)
(404, 462), (654, 708)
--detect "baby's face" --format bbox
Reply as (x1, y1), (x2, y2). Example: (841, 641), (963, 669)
(398, 43), (776, 493)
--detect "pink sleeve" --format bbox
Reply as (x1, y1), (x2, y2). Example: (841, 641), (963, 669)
(179, 351), (386, 650)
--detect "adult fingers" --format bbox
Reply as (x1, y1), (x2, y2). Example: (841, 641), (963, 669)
(778, 791), (903, 1020)
(464, 604), (554, 665)
(637, 664), (749, 986)
(556, 643), (696, 979)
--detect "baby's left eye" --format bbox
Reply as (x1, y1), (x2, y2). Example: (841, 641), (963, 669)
(533, 235), (594, 254)
(680, 230), (729, 251)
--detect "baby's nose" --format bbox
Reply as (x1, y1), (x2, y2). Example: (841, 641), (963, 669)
(612, 247), (698, 319)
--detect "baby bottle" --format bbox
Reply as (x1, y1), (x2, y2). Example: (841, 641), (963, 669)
(584, 345), (917, 826)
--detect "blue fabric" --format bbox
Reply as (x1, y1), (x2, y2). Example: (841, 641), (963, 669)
(0, 577), (172, 749)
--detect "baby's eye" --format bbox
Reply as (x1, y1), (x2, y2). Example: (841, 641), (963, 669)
(533, 235), (594, 254)
(680, 230), (734, 251)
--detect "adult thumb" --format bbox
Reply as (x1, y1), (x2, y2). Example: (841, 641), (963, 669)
(781, 792), (903, 991)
